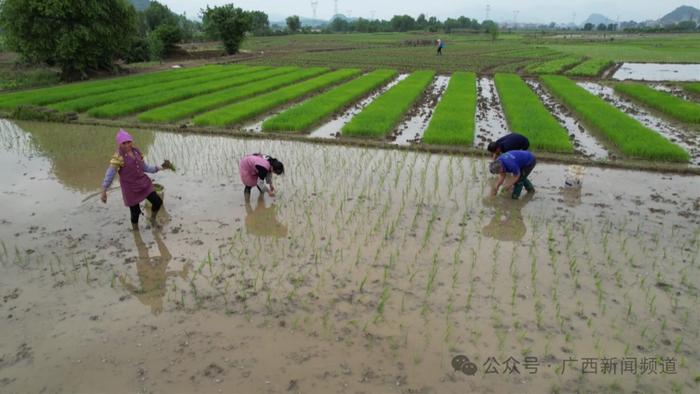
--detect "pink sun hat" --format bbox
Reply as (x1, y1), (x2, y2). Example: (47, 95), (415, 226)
(115, 128), (133, 145)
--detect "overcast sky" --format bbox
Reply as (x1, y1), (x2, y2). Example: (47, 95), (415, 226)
(159, 1), (699, 23)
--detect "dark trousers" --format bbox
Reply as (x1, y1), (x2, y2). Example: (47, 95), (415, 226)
(244, 185), (262, 194)
(519, 158), (536, 181)
(129, 191), (162, 224)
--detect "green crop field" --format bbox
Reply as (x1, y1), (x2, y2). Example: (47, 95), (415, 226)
(541, 75), (689, 162)
(565, 59), (614, 77)
(526, 57), (583, 74)
(342, 70), (435, 138)
(422, 72), (476, 145)
(684, 83), (700, 95)
(50, 66), (265, 113)
(0, 65), (233, 110)
(193, 68), (362, 127)
(494, 74), (573, 152)
(137, 67), (324, 123)
(262, 69), (397, 133)
(614, 83), (700, 124)
(87, 66), (273, 118)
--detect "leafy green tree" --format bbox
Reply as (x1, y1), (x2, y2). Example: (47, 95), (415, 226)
(286, 15), (301, 33)
(584, 23), (594, 31)
(144, 1), (178, 31)
(248, 11), (270, 35)
(202, 4), (251, 55)
(482, 20), (499, 41)
(0, 0), (137, 80)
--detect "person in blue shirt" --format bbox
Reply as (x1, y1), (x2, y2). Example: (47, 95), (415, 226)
(487, 133), (530, 159)
(489, 150), (536, 199)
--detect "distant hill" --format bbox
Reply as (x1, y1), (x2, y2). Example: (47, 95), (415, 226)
(583, 13), (614, 26)
(658, 5), (700, 24)
(129, 0), (150, 11)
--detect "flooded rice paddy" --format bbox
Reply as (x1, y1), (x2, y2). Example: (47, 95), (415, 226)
(0, 120), (699, 393)
(612, 63), (700, 82)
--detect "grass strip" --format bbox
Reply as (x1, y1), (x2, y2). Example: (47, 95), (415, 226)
(683, 83), (700, 95)
(614, 83), (700, 124)
(422, 72), (476, 145)
(87, 66), (286, 118)
(527, 57), (583, 74)
(52, 66), (267, 113)
(193, 68), (361, 127)
(565, 59), (614, 77)
(494, 73), (573, 152)
(262, 69), (397, 132)
(137, 67), (322, 123)
(0, 65), (232, 109)
(342, 70), (435, 138)
(541, 75), (689, 162)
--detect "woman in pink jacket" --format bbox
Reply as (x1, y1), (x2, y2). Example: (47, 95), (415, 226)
(239, 153), (284, 197)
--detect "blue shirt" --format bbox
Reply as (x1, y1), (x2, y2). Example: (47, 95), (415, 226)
(495, 133), (530, 153)
(497, 150), (535, 176)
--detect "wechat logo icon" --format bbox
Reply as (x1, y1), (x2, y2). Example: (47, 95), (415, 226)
(452, 355), (478, 376)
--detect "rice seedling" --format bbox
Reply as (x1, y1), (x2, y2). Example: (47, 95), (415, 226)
(194, 68), (361, 126)
(565, 59), (614, 77)
(614, 83), (700, 123)
(137, 67), (322, 123)
(88, 66), (283, 118)
(540, 75), (689, 162)
(527, 56), (583, 74)
(422, 72), (476, 145)
(494, 73), (573, 152)
(683, 82), (700, 95)
(262, 69), (397, 132)
(342, 70), (435, 137)
(0, 65), (233, 109)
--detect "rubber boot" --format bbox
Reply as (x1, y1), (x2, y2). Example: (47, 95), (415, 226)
(523, 179), (535, 193)
(512, 181), (524, 199)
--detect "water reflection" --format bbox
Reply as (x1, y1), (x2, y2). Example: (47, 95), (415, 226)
(119, 229), (190, 315)
(244, 194), (288, 238)
(14, 121), (155, 193)
(560, 187), (583, 208)
(482, 195), (533, 242)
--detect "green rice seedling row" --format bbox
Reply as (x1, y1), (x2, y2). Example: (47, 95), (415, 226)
(565, 59), (614, 77)
(51, 66), (268, 113)
(137, 67), (320, 123)
(0, 65), (233, 110)
(682, 83), (700, 95)
(540, 75), (689, 161)
(87, 66), (281, 118)
(494, 73), (573, 152)
(527, 57), (584, 74)
(262, 69), (397, 133)
(193, 68), (362, 127)
(614, 83), (700, 123)
(422, 72), (476, 146)
(342, 70), (435, 138)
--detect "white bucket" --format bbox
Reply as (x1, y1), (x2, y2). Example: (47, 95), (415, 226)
(564, 165), (585, 188)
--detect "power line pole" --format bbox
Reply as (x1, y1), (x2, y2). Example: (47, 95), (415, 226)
(513, 10), (519, 27)
(334, 0), (338, 16)
(486, 4), (491, 21)
(311, 1), (318, 19)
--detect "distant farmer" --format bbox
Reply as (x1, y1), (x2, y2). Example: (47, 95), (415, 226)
(487, 132), (530, 159)
(239, 153), (284, 197)
(489, 150), (536, 199)
(100, 129), (173, 228)
(436, 38), (445, 55)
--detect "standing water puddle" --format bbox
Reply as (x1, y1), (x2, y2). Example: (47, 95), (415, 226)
(578, 82), (700, 165)
(475, 78), (510, 148)
(526, 80), (609, 160)
(308, 74), (409, 139)
(392, 75), (450, 145)
(613, 63), (700, 81)
(1, 119), (699, 393)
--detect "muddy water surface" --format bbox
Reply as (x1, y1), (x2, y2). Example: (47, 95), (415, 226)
(1, 120), (699, 393)
(475, 78), (510, 149)
(613, 63), (700, 82)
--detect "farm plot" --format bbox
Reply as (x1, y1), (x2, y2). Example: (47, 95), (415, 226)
(565, 59), (614, 77)
(342, 70), (435, 138)
(541, 76), (690, 162)
(262, 69), (397, 133)
(422, 72), (476, 146)
(137, 67), (324, 123)
(526, 56), (583, 74)
(0, 65), (231, 110)
(51, 66), (267, 113)
(193, 68), (362, 127)
(683, 83), (700, 95)
(87, 66), (280, 118)
(614, 83), (700, 124)
(494, 74), (573, 152)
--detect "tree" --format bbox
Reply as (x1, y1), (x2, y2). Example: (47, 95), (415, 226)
(248, 11), (270, 35)
(202, 4), (251, 55)
(482, 20), (499, 41)
(597, 23), (607, 31)
(286, 15), (301, 33)
(0, 0), (137, 80)
(144, 1), (178, 31)
(583, 23), (594, 31)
